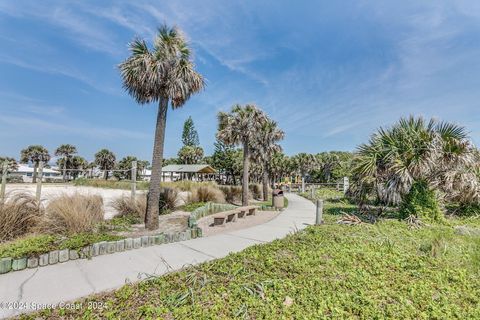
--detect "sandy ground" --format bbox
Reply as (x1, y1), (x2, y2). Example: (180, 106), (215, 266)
(198, 209), (280, 237)
(4, 184), (191, 220)
(4, 184), (144, 219)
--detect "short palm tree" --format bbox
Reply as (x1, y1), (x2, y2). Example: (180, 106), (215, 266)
(54, 144), (77, 181)
(178, 146), (204, 164)
(119, 24), (204, 230)
(252, 119), (285, 200)
(20, 145), (50, 183)
(292, 153), (317, 192)
(217, 104), (267, 206)
(352, 116), (479, 215)
(94, 149), (116, 180)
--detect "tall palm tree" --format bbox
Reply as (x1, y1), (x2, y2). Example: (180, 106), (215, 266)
(94, 149), (116, 180)
(20, 145), (50, 183)
(119, 25), (204, 230)
(217, 104), (267, 206)
(292, 153), (317, 192)
(252, 119), (285, 200)
(54, 144), (77, 181)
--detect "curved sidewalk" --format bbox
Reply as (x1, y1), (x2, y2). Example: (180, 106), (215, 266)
(0, 193), (314, 319)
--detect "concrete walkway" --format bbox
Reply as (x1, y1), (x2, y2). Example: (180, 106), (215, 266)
(0, 193), (314, 318)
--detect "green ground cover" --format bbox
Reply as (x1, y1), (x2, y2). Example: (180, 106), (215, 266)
(22, 191), (480, 319)
(0, 233), (123, 259)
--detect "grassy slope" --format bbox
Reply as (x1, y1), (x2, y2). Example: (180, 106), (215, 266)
(21, 195), (480, 319)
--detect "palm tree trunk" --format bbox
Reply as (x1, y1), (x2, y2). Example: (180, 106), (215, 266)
(145, 97), (168, 230)
(63, 158), (67, 182)
(104, 169), (108, 180)
(32, 162), (38, 183)
(242, 141), (250, 206)
(262, 161), (269, 201)
(301, 175), (305, 193)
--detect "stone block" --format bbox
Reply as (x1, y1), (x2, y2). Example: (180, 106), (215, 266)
(141, 236), (149, 247)
(107, 241), (116, 254)
(69, 250), (79, 260)
(164, 233), (173, 243)
(174, 233), (181, 242)
(148, 236), (156, 246)
(59, 249), (69, 263)
(133, 237), (141, 249)
(27, 257), (39, 268)
(124, 238), (133, 250)
(49, 251), (59, 264)
(196, 227), (203, 237)
(91, 243), (100, 256)
(185, 230), (191, 240)
(154, 234), (164, 245)
(98, 241), (107, 255)
(116, 240), (125, 252)
(39, 254), (49, 266)
(80, 246), (92, 259)
(0, 257), (13, 274)
(191, 228), (197, 239)
(12, 258), (27, 271)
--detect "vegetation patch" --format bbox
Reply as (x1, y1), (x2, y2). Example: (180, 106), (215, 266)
(25, 198), (480, 319)
(0, 232), (123, 259)
(181, 202), (207, 212)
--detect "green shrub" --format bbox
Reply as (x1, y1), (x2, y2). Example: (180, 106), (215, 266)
(182, 202), (206, 212)
(400, 181), (443, 221)
(0, 234), (57, 259)
(59, 233), (123, 251)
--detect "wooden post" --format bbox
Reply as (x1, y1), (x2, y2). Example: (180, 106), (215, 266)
(1, 161), (8, 202)
(315, 199), (323, 225)
(36, 161), (44, 202)
(343, 177), (349, 194)
(131, 161), (137, 201)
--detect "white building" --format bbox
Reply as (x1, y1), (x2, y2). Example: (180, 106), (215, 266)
(10, 164), (62, 183)
(141, 164), (217, 182)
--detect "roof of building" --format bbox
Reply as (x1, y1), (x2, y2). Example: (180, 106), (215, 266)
(161, 164), (216, 174)
(16, 164), (60, 174)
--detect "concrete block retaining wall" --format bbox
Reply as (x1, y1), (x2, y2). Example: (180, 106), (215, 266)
(0, 227), (202, 275)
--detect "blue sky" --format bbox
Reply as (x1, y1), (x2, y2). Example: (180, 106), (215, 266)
(1, 1), (480, 162)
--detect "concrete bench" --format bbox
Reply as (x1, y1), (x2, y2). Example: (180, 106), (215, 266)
(239, 205), (259, 217)
(213, 209), (239, 226)
(212, 205), (260, 226)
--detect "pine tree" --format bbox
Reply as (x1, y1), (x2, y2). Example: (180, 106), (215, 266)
(182, 116), (200, 147)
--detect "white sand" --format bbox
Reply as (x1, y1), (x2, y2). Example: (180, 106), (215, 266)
(4, 184), (145, 219)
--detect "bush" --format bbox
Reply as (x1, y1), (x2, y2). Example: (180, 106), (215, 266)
(40, 193), (104, 234)
(159, 188), (179, 214)
(249, 183), (263, 200)
(0, 193), (43, 242)
(219, 185), (243, 204)
(400, 181), (443, 221)
(189, 185), (225, 204)
(111, 195), (146, 222)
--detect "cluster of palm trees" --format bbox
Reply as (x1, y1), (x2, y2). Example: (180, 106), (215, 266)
(217, 104), (285, 205)
(350, 116), (480, 218)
